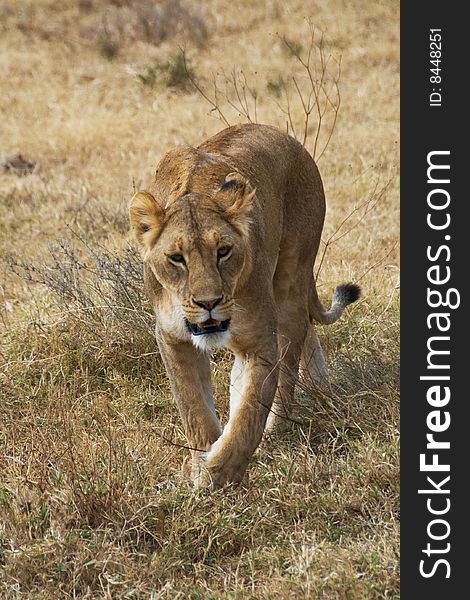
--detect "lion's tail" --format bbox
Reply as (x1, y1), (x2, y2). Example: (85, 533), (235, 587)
(308, 281), (361, 325)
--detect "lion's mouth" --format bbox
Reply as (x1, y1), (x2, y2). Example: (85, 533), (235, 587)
(185, 318), (230, 336)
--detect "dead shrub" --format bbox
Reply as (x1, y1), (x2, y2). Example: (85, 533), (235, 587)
(6, 231), (153, 340)
(183, 21), (341, 161)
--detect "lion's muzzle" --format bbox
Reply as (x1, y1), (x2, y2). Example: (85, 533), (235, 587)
(185, 318), (231, 336)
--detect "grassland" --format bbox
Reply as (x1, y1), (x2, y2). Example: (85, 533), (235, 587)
(0, 0), (399, 597)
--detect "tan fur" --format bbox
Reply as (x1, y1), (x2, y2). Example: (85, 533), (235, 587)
(129, 123), (354, 488)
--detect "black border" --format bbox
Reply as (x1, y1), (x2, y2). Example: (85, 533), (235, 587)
(401, 3), (467, 596)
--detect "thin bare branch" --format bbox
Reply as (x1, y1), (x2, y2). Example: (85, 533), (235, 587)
(315, 174), (394, 279)
(181, 50), (231, 126)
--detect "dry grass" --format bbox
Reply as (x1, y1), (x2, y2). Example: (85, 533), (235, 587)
(0, 0), (399, 597)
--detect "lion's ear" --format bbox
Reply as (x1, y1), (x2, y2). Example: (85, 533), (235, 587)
(129, 191), (165, 254)
(217, 172), (256, 235)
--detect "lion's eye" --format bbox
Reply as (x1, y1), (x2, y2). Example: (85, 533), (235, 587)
(218, 246), (232, 259)
(168, 254), (186, 266)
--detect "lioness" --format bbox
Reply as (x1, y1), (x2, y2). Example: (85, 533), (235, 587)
(130, 123), (360, 488)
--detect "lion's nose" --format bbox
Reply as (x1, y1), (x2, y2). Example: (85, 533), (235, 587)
(192, 297), (222, 311)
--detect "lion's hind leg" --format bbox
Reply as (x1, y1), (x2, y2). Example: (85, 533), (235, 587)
(300, 324), (330, 389)
(266, 289), (310, 433)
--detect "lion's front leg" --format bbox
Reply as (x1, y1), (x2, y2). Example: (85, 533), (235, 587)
(199, 346), (279, 488)
(157, 337), (222, 476)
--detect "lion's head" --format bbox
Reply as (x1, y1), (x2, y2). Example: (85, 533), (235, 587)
(130, 170), (256, 349)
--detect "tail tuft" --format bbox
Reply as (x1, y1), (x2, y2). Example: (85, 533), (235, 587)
(332, 283), (361, 308)
(309, 281), (361, 325)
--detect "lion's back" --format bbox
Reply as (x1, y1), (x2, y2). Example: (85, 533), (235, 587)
(198, 123), (304, 177)
(199, 123), (324, 243)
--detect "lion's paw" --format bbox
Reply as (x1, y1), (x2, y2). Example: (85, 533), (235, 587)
(191, 448), (248, 489)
